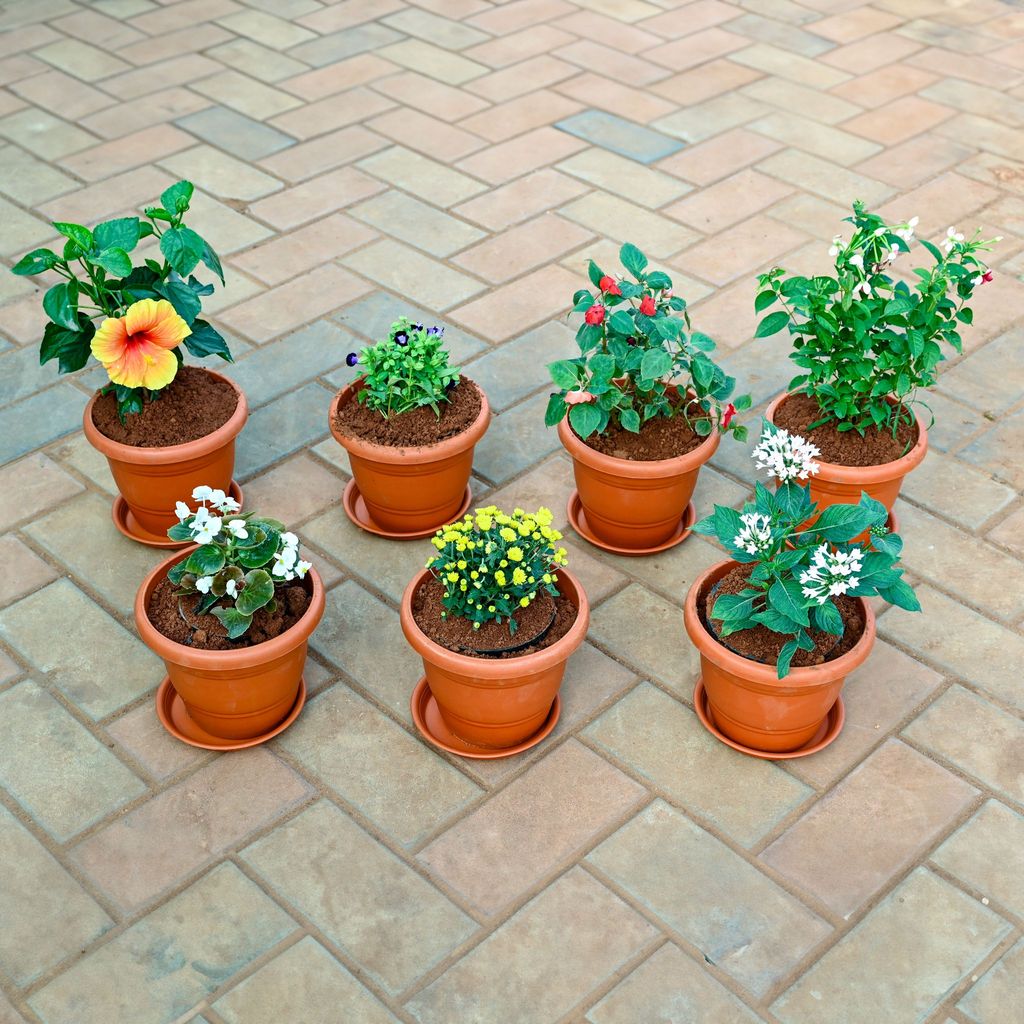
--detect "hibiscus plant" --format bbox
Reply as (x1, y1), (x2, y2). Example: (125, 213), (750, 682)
(755, 201), (999, 438)
(10, 180), (232, 421)
(545, 242), (749, 441)
(166, 485), (312, 639)
(694, 424), (919, 678)
(345, 317), (460, 418)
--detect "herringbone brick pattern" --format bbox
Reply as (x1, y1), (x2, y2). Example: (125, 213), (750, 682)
(0, 1), (1022, 1022)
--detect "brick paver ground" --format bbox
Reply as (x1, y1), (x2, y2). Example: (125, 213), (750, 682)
(0, 1), (1022, 1021)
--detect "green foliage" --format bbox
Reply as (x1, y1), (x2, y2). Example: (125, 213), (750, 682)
(755, 201), (999, 437)
(546, 242), (749, 441)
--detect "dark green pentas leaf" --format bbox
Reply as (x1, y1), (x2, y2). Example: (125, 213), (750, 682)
(620, 242), (647, 280)
(161, 180), (194, 215)
(878, 578), (920, 612)
(94, 217), (141, 253)
(93, 247), (133, 278)
(776, 640), (799, 679)
(870, 531), (902, 559)
(154, 278), (201, 324)
(211, 606), (252, 639)
(568, 401), (602, 438)
(754, 606), (801, 635)
(52, 222), (93, 251)
(710, 505), (742, 548)
(808, 503), (875, 542)
(160, 226), (205, 276)
(236, 569), (274, 615)
(769, 578), (809, 627)
(813, 600), (844, 635)
(42, 281), (79, 330)
(11, 248), (59, 275)
(182, 319), (232, 362)
(692, 514), (716, 537)
(544, 392), (567, 427)
(200, 239), (225, 285)
(608, 309), (634, 335)
(549, 359), (580, 390)
(185, 544), (226, 576)
(640, 348), (672, 381)
(755, 311), (789, 338)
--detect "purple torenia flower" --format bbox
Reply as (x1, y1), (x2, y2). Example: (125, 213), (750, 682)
(345, 352), (359, 367)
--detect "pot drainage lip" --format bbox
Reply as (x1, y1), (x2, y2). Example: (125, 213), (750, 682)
(113, 480), (244, 549)
(343, 479), (472, 540)
(410, 676), (560, 760)
(567, 491), (695, 556)
(693, 677), (844, 760)
(155, 675), (306, 751)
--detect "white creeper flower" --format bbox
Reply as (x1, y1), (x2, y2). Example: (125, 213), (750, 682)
(753, 427), (820, 483)
(942, 226), (964, 253)
(799, 546), (864, 605)
(828, 234), (844, 257)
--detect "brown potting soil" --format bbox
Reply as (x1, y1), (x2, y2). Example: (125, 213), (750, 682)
(412, 575), (576, 659)
(334, 376), (482, 448)
(704, 563), (864, 669)
(774, 392), (918, 467)
(147, 575), (311, 650)
(580, 410), (703, 461)
(91, 366), (238, 447)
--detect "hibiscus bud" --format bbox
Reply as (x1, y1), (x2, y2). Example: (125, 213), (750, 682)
(345, 352), (359, 367)
(584, 303), (606, 325)
(639, 295), (656, 316)
(598, 275), (621, 296)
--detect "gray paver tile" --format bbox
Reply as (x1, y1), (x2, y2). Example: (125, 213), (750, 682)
(958, 938), (1024, 1024)
(556, 109), (685, 164)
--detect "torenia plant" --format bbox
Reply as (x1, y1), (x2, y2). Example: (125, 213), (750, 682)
(546, 242), (750, 440)
(694, 425), (919, 678)
(11, 180), (231, 421)
(346, 317), (460, 418)
(426, 506), (568, 634)
(166, 486), (312, 639)
(755, 201), (998, 438)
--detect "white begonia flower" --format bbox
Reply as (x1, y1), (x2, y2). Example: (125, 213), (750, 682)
(942, 226), (964, 253)
(216, 495), (241, 513)
(195, 575), (214, 594)
(192, 515), (222, 545)
(733, 512), (773, 556)
(175, 501), (191, 522)
(225, 579), (239, 598)
(225, 519), (248, 540)
(294, 560), (312, 579)
(272, 546), (298, 580)
(799, 545), (864, 605)
(753, 427), (821, 483)
(281, 531), (299, 549)
(192, 485), (213, 501)
(208, 488), (227, 506)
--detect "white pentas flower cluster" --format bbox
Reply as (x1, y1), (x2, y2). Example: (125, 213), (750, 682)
(733, 512), (773, 556)
(799, 546), (863, 605)
(272, 532), (312, 582)
(753, 427), (820, 483)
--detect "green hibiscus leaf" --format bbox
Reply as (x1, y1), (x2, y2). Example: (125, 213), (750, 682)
(160, 180), (194, 215)
(52, 222), (93, 251)
(200, 238), (225, 286)
(42, 281), (79, 330)
(11, 248), (59, 275)
(93, 247), (133, 278)
(160, 226), (204, 277)
(183, 318), (232, 361)
(94, 217), (141, 253)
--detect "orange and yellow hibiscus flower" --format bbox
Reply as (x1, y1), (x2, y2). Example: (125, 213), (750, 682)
(91, 298), (190, 390)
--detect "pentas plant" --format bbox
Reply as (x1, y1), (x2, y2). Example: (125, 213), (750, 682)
(167, 486), (311, 639)
(546, 242), (750, 440)
(426, 506), (568, 634)
(11, 180), (231, 421)
(755, 201), (999, 437)
(346, 317), (460, 418)
(694, 426), (919, 678)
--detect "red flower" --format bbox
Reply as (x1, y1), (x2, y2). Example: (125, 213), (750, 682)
(598, 275), (621, 296)
(584, 303), (605, 325)
(982, 270), (994, 283)
(722, 402), (737, 430)
(639, 295), (656, 316)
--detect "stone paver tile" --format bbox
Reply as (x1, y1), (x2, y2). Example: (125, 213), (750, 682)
(34, 37), (129, 81)
(235, 382), (336, 478)
(0, 453), (83, 532)
(0, 141), (78, 205)
(465, 22), (574, 69)
(29, 863), (296, 1024)
(0, 195), (57, 256)
(376, 38), (488, 85)
(657, 126), (783, 186)
(989, 505), (1024, 559)
(925, 390), (987, 452)
(243, 800), (475, 994)
(960, 407), (1024, 487)
(561, 191), (699, 258)
(590, 801), (830, 998)
(666, 168), (793, 233)
(857, 133), (976, 191)
(367, 104), (486, 161)
(880, 585), (1024, 711)
(160, 144), (282, 203)
(189, 186), (274, 253)
(249, 165), (385, 230)
(556, 147), (690, 209)
(350, 190), (485, 258)
(407, 867), (658, 1024)
(940, 326), (1024, 412)
(901, 450), (1014, 531)
(359, 145), (487, 207)
(651, 57), (761, 107)
(453, 167), (588, 230)
(458, 88), (583, 144)
(0, 803), (111, 988)
(277, 684), (481, 847)
(104, 701), (207, 782)
(0, 535), (57, 607)
(764, 739), (977, 917)
(288, 23), (404, 69)
(468, 0), (575, 35)
(0, 579), (158, 719)
(751, 111), (883, 165)
(9, 67), (112, 119)
(466, 54), (577, 104)
(733, 41), (852, 88)
(216, 7), (316, 49)
(215, 936), (399, 1024)
(472, 392), (563, 483)
(675, 214), (808, 286)
(25, 491), (163, 617)
(268, 86), (395, 140)
(61, 123), (194, 181)
(757, 148), (895, 206)
(73, 748), (310, 912)
(555, 109), (683, 163)
(876, 172), (1001, 245)
(903, 684), (1024, 804)
(0, 679), (146, 841)
(206, 38), (308, 84)
(243, 452), (342, 526)
(372, 70), (490, 121)
(556, 71), (676, 124)
(959, 938), (1024, 1024)
(654, 93), (772, 146)
(586, 682), (812, 847)
(772, 868), (1011, 1024)
(343, 239), (485, 311)
(420, 739), (646, 915)
(845, 96), (956, 146)
(831, 64), (938, 110)
(0, 345), (74, 406)
(101, 53), (222, 101)
(933, 799), (1024, 918)
(175, 105), (295, 161)
(586, 942), (760, 1024)
(382, 5), (488, 48)
(456, 126), (587, 186)
(258, 124), (387, 182)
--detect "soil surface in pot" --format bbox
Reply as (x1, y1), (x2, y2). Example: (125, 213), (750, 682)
(703, 563), (865, 669)
(774, 392), (918, 468)
(92, 366), (239, 447)
(412, 575), (576, 659)
(147, 575), (311, 650)
(580, 411), (702, 461)
(334, 376), (482, 448)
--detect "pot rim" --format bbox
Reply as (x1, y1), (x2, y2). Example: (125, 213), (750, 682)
(329, 376), (490, 465)
(400, 566), (590, 678)
(135, 545), (326, 670)
(683, 558), (876, 692)
(765, 391), (928, 484)
(83, 368), (248, 465)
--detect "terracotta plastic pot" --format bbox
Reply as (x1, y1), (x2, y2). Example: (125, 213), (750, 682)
(329, 379), (490, 534)
(400, 568), (589, 749)
(84, 370), (247, 538)
(766, 392), (927, 515)
(557, 410), (719, 550)
(135, 547), (325, 740)
(683, 560), (875, 753)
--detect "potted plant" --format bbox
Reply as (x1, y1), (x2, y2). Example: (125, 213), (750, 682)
(135, 486), (324, 749)
(684, 426), (919, 757)
(755, 201), (998, 515)
(400, 505), (588, 757)
(546, 242), (749, 555)
(328, 317), (490, 539)
(10, 180), (244, 547)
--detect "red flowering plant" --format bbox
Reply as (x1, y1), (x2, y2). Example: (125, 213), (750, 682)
(545, 243), (749, 441)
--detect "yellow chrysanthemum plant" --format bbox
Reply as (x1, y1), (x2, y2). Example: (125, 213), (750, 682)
(10, 180), (232, 421)
(426, 506), (568, 635)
